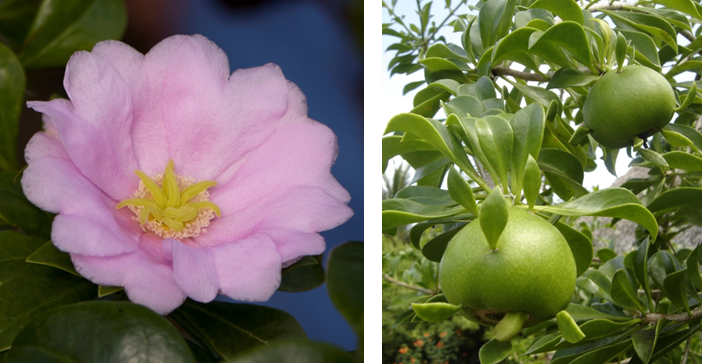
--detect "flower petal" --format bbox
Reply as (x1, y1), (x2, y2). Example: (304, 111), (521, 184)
(142, 35), (289, 180)
(264, 228), (326, 264)
(212, 234), (282, 302)
(171, 240), (220, 303)
(72, 244), (186, 315)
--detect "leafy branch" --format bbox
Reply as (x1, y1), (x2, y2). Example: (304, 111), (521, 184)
(383, 274), (435, 295)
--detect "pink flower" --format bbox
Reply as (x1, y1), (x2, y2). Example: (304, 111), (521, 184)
(22, 34), (353, 314)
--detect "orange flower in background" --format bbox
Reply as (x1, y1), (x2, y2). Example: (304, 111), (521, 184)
(439, 331), (447, 337)
(436, 342), (445, 348)
(410, 359), (415, 363)
(423, 332), (429, 337)
(413, 339), (424, 347)
(398, 347), (408, 354)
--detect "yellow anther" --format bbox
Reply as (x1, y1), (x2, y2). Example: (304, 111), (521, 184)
(116, 160), (221, 240)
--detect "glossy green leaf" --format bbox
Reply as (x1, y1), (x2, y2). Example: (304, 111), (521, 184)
(25, 241), (78, 276)
(381, 136), (435, 173)
(660, 129), (693, 147)
(646, 322), (702, 363)
(421, 223), (466, 262)
(546, 68), (599, 90)
(382, 199), (464, 230)
(0, 171), (53, 240)
(385, 113), (474, 176)
(402, 81), (425, 95)
(647, 187), (702, 214)
(603, 10), (677, 53)
(458, 117), (500, 182)
(638, 148), (669, 168)
(18, 0), (127, 68)
(662, 151), (702, 171)
(425, 44), (468, 62)
(530, 0), (583, 24)
(557, 311), (585, 343)
(617, 30), (661, 69)
(410, 89), (450, 118)
(537, 148), (587, 200)
(476, 116), (513, 190)
(169, 300), (306, 361)
(444, 95), (485, 117)
(0, 0), (42, 48)
(611, 269), (646, 312)
(278, 256), (324, 293)
(632, 326), (657, 364)
(510, 103), (545, 200)
(327, 242), (363, 340)
(478, 0), (516, 50)
(675, 81), (697, 112)
(635, 238), (653, 308)
(447, 167), (479, 216)
(565, 340), (632, 364)
(6, 301), (194, 362)
(686, 245), (702, 290)
(615, 31), (628, 71)
(532, 188), (658, 240)
(97, 285), (122, 298)
(505, 79), (562, 113)
(663, 269), (691, 316)
(411, 302), (461, 322)
(0, 273), (96, 350)
(490, 27), (541, 70)
(529, 21), (594, 70)
(566, 303), (631, 322)
(576, 275), (613, 302)
(0, 43), (24, 170)
(650, 0), (701, 19)
(0, 231), (46, 283)
(480, 188), (509, 251)
(479, 338), (512, 364)
(230, 339), (360, 363)
(523, 155), (541, 211)
(554, 221), (593, 277)
(648, 251), (680, 298)
(577, 318), (641, 342)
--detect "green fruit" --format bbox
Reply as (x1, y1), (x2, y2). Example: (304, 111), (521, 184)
(583, 65), (676, 149)
(439, 208), (576, 324)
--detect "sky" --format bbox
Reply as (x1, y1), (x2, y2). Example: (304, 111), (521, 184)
(380, 1), (636, 192)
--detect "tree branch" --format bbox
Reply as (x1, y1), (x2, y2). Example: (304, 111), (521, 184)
(383, 274), (434, 294)
(681, 29), (696, 43)
(642, 306), (702, 324)
(492, 66), (550, 82)
(584, 1), (635, 12)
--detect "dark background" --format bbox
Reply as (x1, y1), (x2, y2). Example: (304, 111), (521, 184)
(19, 0), (363, 351)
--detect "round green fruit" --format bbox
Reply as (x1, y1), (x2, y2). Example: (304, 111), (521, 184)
(439, 208), (576, 324)
(583, 65), (675, 149)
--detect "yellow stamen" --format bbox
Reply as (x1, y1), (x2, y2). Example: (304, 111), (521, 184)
(116, 161), (221, 239)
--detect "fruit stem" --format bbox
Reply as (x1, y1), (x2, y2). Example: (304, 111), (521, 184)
(494, 311), (529, 342)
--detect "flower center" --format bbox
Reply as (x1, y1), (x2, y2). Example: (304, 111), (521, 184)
(116, 160), (221, 240)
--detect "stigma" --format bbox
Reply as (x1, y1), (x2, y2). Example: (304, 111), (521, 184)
(116, 160), (221, 240)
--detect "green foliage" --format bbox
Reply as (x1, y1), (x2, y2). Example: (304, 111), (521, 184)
(383, 0), (702, 362)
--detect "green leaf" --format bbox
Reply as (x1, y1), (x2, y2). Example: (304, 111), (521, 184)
(97, 285), (122, 298)
(425, 43), (468, 62)
(384, 113), (474, 176)
(554, 221), (593, 277)
(566, 303), (631, 322)
(529, 0), (584, 24)
(402, 81), (425, 95)
(615, 32), (628, 71)
(638, 148), (669, 168)
(577, 318), (641, 342)
(0, 171), (53, 240)
(648, 251), (680, 298)
(646, 322), (702, 363)
(523, 155), (541, 211)
(647, 187), (702, 214)
(529, 21), (594, 71)
(660, 129), (693, 147)
(0, 0), (42, 48)
(278, 256), (324, 293)
(635, 238), (653, 308)
(478, 0), (517, 50)
(537, 148), (587, 200)
(25, 241), (78, 276)
(476, 116), (513, 190)
(603, 10), (677, 53)
(382, 198), (464, 230)
(546, 68), (599, 89)
(5, 301), (194, 362)
(618, 30), (661, 69)
(505, 79), (562, 113)
(168, 300), (306, 362)
(410, 89), (450, 118)
(18, 0), (127, 68)
(490, 27), (541, 71)
(479, 338), (512, 364)
(565, 340), (632, 364)
(510, 103), (545, 199)
(0, 274), (96, 350)
(686, 245), (702, 290)
(674, 80), (697, 112)
(611, 269), (646, 312)
(532, 188), (658, 240)
(444, 95), (485, 117)
(327, 242), (363, 341)
(411, 302), (461, 322)
(661, 151), (702, 171)
(663, 270), (691, 316)
(421, 223), (466, 262)
(230, 340), (360, 363)
(557, 311), (586, 343)
(480, 188), (509, 251)
(381, 136), (436, 173)
(632, 326), (657, 364)
(650, 0), (701, 19)
(0, 43), (24, 170)
(0, 231), (45, 283)
(447, 167), (479, 216)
